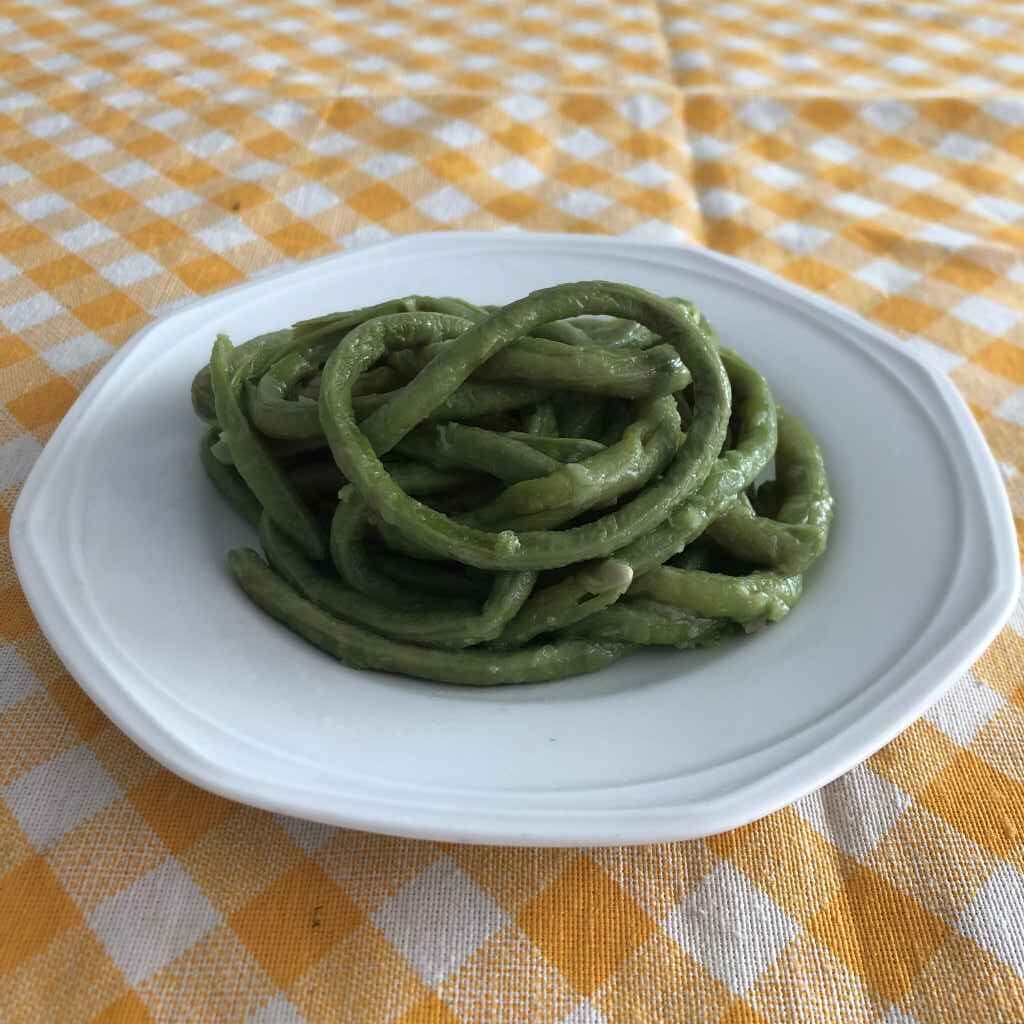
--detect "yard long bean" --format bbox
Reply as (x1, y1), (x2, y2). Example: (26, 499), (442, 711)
(193, 281), (833, 685)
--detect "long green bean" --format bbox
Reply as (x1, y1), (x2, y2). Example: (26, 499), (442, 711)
(192, 282), (833, 685)
(209, 335), (325, 560)
(230, 549), (629, 685)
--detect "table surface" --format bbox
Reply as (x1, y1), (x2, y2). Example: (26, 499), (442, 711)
(2, 2), (1024, 1022)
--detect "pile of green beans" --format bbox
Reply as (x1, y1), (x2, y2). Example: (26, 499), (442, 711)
(192, 282), (833, 685)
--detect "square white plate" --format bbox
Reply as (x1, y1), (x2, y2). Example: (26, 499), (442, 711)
(12, 232), (1019, 845)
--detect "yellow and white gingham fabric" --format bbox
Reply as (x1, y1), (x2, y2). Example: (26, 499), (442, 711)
(2, 1), (1024, 1021)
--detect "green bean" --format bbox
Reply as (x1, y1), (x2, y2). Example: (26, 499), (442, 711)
(630, 566), (803, 629)
(329, 471), (474, 608)
(394, 336), (690, 398)
(199, 426), (261, 526)
(463, 396), (681, 532)
(503, 433), (604, 462)
(396, 423), (563, 483)
(353, 380), (550, 424)
(228, 549), (629, 685)
(494, 345), (776, 646)
(191, 294), (569, 426)
(249, 351), (323, 439)
(192, 328), (294, 422)
(195, 282), (833, 687)
(775, 407), (834, 533)
(299, 365), (403, 403)
(260, 516), (534, 650)
(705, 407), (833, 573)
(531, 319), (593, 346)
(253, 312), (469, 440)
(564, 317), (659, 349)
(555, 394), (607, 440)
(320, 285), (730, 571)
(418, 296), (489, 320)
(371, 549), (493, 600)
(380, 461), (477, 495)
(491, 558), (636, 649)
(565, 598), (731, 648)
(290, 296), (422, 344)
(355, 365), (405, 395)
(705, 496), (821, 576)
(239, 298), (502, 441)
(524, 401), (558, 435)
(209, 433), (234, 465)
(210, 335), (325, 560)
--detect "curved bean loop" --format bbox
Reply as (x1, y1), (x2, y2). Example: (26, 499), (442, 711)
(319, 285), (731, 571)
(192, 282), (833, 685)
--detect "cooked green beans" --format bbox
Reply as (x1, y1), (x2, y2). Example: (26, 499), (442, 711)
(193, 282), (833, 685)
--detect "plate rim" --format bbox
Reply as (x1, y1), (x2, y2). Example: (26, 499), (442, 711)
(12, 230), (1020, 846)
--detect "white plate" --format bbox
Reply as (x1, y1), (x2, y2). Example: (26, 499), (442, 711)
(12, 232), (1019, 846)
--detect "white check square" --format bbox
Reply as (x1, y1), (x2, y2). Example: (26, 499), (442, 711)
(663, 862), (798, 993)
(371, 857), (509, 985)
(2, 745), (120, 850)
(88, 859), (221, 984)
(956, 864), (1024, 978)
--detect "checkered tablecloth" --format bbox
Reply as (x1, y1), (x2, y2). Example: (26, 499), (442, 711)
(2, 1), (1024, 1021)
